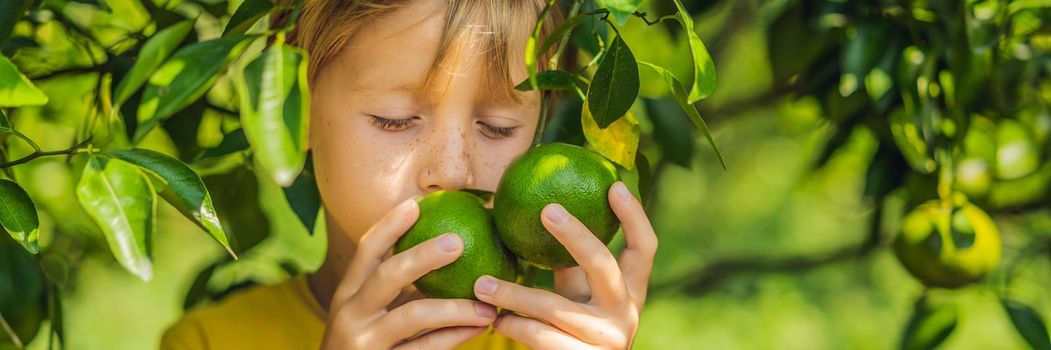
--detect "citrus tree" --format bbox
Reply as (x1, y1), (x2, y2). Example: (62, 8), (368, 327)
(756, 1), (1051, 348)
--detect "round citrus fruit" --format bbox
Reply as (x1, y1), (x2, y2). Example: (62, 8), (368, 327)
(893, 198), (1001, 288)
(955, 158), (992, 199)
(995, 119), (1039, 180)
(394, 190), (517, 299)
(493, 143), (621, 269)
(955, 116), (997, 198)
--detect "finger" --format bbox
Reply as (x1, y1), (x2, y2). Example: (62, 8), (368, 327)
(333, 198), (420, 304)
(553, 267), (590, 302)
(377, 299), (496, 343)
(354, 233), (464, 311)
(393, 326), (487, 350)
(475, 276), (601, 339)
(493, 314), (584, 349)
(390, 287), (425, 310)
(608, 181), (658, 308)
(541, 203), (627, 307)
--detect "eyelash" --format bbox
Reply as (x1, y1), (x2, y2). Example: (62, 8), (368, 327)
(479, 123), (518, 138)
(369, 115), (417, 130)
(368, 116), (519, 139)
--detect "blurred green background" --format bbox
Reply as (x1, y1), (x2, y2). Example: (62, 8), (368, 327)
(2, 0), (1050, 349)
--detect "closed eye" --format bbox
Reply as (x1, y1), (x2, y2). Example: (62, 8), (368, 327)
(369, 115), (418, 131)
(477, 122), (519, 139)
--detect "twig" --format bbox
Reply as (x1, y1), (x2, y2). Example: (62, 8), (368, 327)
(0, 311), (23, 349)
(8, 130), (42, 152)
(533, 0), (583, 146)
(631, 11), (677, 26)
(652, 237), (882, 296)
(0, 138), (93, 169)
(651, 206), (885, 296)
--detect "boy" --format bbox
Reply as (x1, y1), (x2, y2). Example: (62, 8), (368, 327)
(162, 1), (657, 349)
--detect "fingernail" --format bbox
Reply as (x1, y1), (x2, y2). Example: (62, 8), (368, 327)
(475, 276), (498, 296)
(438, 233), (461, 252)
(474, 303), (496, 318)
(614, 182), (632, 201)
(544, 204), (568, 225)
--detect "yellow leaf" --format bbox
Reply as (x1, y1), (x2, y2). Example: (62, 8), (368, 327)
(582, 100), (639, 170)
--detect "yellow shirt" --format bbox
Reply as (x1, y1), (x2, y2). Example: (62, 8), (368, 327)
(160, 275), (529, 350)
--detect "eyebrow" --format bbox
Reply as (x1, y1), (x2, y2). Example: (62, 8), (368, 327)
(348, 78), (534, 109)
(348, 81), (419, 95)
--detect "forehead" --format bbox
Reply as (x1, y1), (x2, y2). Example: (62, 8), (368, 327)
(337, 0), (534, 106)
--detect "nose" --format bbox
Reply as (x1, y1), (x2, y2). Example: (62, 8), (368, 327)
(417, 122), (475, 192)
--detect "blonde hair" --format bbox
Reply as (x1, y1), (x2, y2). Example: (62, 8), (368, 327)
(277, 0), (563, 104)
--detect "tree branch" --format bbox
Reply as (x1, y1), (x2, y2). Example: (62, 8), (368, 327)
(0, 138), (92, 168)
(652, 238), (882, 296)
(651, 207), (886, 296)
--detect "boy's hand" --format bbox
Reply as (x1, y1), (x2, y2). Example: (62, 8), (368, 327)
(475, 181), (658, 350)
(320, 198), (497, 350)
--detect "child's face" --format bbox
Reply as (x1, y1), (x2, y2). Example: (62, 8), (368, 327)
(309, 0), (541, 244)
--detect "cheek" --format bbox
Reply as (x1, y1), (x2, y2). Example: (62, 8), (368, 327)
(472, 134), (533, 191)
(311, 110), (417, 242)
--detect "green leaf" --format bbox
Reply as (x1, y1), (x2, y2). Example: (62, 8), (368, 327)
(635, 152), (652, 206)
(0, 179), (39, 254)
(0, 235), (46, 347)
(0, 107), (10, 129)
(162, 98), (207, 160)
(201, 128), (249, 158)
(183, 259), (221, 309)
(840, 21), (891, 97)
(113, 20), (195, 106)
(0, 0), (26, 44)
(76, 155), (156, 281)
(1008, 0), (1051, 14)
(599, 0), (641, 26)
(204, 167), (269, 253)
(587, 34), (639, 129)
(901, 300), (957, 350)
(1, 36), (40, 57)
(525, 0), (557, 89)
(69, 0), (110, 11)
(515, 70), (578, 92)
(889, 107), (935, 174)
(645, 97), (696, 169)
(236, 43), (310, 187)
(582, 99), (639, 170)
(1003, 299), (1051, 350)
(638, 61), (726, 169)
(672, 0), (717, 103)
(0, 55), (47, 107)
(136, 35), (251, 142)
(223, 0), (275, 37)
(282, 153), (320, 234)
(107, 148), (236, 259)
